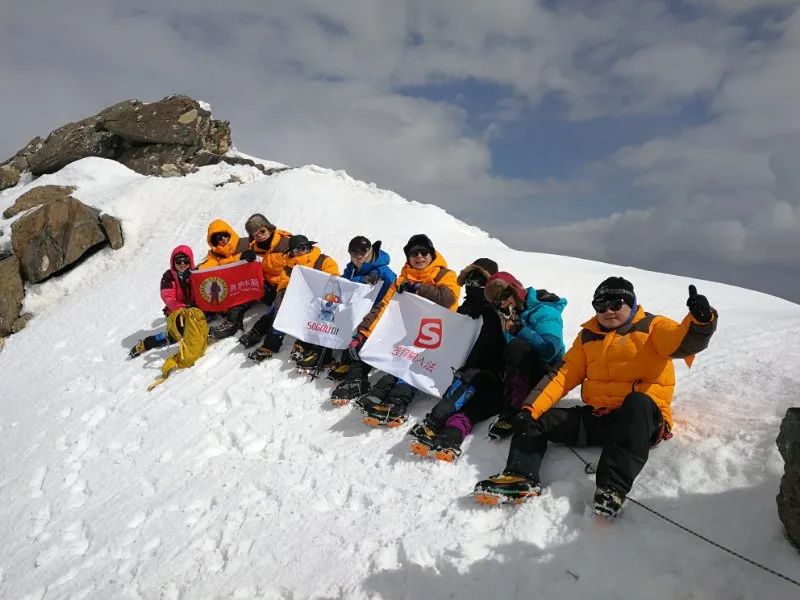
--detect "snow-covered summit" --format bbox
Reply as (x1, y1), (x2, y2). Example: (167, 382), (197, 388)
(1, 158), (799, 599)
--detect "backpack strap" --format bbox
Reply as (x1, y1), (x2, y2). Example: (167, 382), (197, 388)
(313, 253), (328, 271)
(434, 267), (453, 283)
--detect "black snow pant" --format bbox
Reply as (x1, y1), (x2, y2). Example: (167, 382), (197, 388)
(505, 392), (663, 495)
(427, 376), (504, 430)
(371, 374), (415, 410)
(502, 338), (551, 415)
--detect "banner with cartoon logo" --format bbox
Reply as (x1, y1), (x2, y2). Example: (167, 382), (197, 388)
(191, 261), (264, 312)
(359, 293), (482, 398)
(273, 266), (381, 349)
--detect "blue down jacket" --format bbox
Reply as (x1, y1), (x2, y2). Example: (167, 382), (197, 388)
(342, 243), (397, 303)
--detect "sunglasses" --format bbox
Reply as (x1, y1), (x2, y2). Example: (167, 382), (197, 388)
(349, 246), (370, 257)
(593, 298), (625, 313)
(289, 245), (311, 257)
(408, 248), (431, 258)
(210, 233), (231, 246)
(174, 257), (190, 266)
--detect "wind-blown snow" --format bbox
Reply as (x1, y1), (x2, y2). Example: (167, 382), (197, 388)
(1, 158), (799, 599)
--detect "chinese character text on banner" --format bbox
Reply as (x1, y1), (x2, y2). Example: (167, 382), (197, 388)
(191, 261), (264, 312)
(273, 266), (381, 349)
(359, 293), (482, 398)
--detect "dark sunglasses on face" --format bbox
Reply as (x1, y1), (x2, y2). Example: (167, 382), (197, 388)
(349, 247), (369, 257)
(210, 233), (230, 246)
(408, 248), (430, 258)
(174, 257), (190, 266)
(593, 298), (625, 313)
(289, 245), (311, 257)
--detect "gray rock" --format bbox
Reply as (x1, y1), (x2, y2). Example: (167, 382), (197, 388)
(27, 119), (118, 175)
(11, 196), (107, 283)
(100, 214), (124, 250)
(3, 185), (76, 218)
(0, 254), (24, 336)
(11, 312), (32, 333)
(98, 95), (212, 146)
(777, 407), (800, 550)
(0, 337), (5, 352)
(116, 143), (197, 176)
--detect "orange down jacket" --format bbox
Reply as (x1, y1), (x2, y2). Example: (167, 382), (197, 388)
(358, 252), (461, 336)
(249, 229), (293, 287)
(523, 305), (717, 428)
(275, 246), (339, 291)
(197, 219), (246, 270)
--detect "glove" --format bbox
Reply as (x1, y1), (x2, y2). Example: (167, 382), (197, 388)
(241, 249), (257, 263)
(512, 409), (536, 434)
(397, 281), (420, 294)
(687, 285), (713, 323)
(455, 368), (481, 385)
(348, 333), (366, 361)
(363, 271), (381, 285)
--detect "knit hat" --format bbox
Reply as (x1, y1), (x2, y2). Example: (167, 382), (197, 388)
(286, 234), (317, 254)
(457, 258), (499, 286)
(593, 276), (636, 308)
(484, 272), (526, 306)
(403, 234), (436, 259)
(348, 235), (371, 254)
(245, 213), (275, 236)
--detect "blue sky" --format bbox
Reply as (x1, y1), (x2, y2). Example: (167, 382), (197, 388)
(1, 0), (799, 301)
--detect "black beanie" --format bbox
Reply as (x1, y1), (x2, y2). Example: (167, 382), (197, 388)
(403, 234), (436, 259)
(593, 276), (636, 307)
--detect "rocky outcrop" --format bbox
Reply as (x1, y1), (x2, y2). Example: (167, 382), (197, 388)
(0, 254), (24, 336)
(3, 185), (77, 218)
(0, 95), (234, 184)
(777, 407), (800, 550)
(100, 214), (124, 250)
(11, 195), (109, 283)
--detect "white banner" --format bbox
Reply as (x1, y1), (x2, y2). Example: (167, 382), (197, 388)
(273, 266), (381, 349)
(359, 293), (482, 398)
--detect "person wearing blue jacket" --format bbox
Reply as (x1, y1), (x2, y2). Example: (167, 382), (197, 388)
(327, 236), (397, 389)
(482, 271), (567, 439)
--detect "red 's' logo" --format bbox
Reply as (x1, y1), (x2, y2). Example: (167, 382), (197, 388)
(414, 318), (443, 349)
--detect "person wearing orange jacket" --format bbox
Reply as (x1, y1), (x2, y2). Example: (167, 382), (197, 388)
(474, 277), (718, 518)
(247, 235), (339, 366)
(197, 219), (252, 339)
(348, 234), (461, 427)
(237, 214), (294, 348)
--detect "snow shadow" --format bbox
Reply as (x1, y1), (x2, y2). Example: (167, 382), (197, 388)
(360, 479), (800, 600)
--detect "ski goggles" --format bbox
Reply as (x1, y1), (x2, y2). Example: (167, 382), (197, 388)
(174, 256), (191, 266)
(592, 297), (625, 313)
(210, 232), (231, 246)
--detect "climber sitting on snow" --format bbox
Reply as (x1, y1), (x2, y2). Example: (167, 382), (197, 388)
(474, 277), (718, 519)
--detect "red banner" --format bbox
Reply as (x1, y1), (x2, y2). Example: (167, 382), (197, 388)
(191, 261), (264, 312)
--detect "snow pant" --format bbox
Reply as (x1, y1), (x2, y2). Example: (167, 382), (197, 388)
(346, 358), (373, 383)
(505, 392), (663, 495)
(428, 376), (504, 441)
(502, 339), (551, 414)
(371, 374), (416, 410)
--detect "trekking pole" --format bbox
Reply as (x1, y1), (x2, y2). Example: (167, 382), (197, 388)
(308, 347), (329, 381)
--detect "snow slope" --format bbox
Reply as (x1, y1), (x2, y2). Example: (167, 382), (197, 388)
(1, 157), (799, 600)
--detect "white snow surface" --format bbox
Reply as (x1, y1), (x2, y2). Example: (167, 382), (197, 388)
(1, 157), (799, 599)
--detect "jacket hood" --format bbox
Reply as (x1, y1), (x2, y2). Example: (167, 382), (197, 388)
(170, 245), (195, 269)
(354, 247), (391, 273)
(206, 219), (240, 257)
(288, 245), (323, 268)
(524, 286), (567, 314)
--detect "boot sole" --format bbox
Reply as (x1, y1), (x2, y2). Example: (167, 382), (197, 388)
(409, 440), (433, 457)
(473, 489), (539, 506)
(330, 397), (350, 407)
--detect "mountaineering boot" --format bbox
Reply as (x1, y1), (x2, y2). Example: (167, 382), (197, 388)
(593, 486), (626, 519)
(296, 348), (333, 373)
(431, 426), (464, 463)
(128, 334), (169, 358)
(473, 471), (541, 506)
(247, 345), (274, 362)
(330, 377), (369, 406)
(238, 313), (273, 348)
(408, 421), (439, 457)
(238, 328), (263, 348)
(326, 360), (350, 382)
(487, 412), (516, 440)
(129, 340), (147, 358)
(209, 318), (239, 340)
(247, 329), (284, 363)
(361, 401), (408, 428)
(289, 341), (306, 363)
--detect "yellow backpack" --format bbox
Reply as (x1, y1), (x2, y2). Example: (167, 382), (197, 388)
(147, 307), (208, 391)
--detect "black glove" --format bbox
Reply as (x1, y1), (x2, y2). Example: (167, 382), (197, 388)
(241, 249), (257, 263)
(455, 367), (481, 385)
(512, 409), (536, 434)
(687, 285), (713, 323)
(348, 333), (367, 361)
(363, 271), (381, 285)
(397, 281), (420, 294)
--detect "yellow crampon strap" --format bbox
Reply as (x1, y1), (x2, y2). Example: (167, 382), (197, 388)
(147, 307), (209, 391)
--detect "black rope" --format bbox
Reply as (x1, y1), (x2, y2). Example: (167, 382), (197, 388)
(567, 446), (800, 590)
